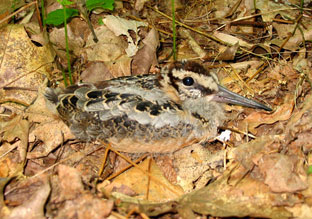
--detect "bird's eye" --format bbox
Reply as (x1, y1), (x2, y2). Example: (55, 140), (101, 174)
(182, 77), (194, 86)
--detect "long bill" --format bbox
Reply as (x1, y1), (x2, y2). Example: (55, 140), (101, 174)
(212, 85), (272, 111)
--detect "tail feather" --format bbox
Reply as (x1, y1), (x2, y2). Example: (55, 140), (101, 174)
(44, 87), (59, 105)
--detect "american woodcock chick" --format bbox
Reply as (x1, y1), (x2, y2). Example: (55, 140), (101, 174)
(45, 61), (271, 153)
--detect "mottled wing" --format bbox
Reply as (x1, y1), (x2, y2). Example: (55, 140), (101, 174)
(72, 84), (184, 128)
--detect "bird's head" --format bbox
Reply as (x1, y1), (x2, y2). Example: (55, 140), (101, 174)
(160, 61), (272, 111)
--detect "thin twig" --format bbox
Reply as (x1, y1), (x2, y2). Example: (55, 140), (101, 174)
(0, 1), (37, 25)
(105, 154), (148, 181)
(109, 147), (183, 196)
(148, 6), (229, 46)
(98, 144), (111, 177)
(0, 62), (51, 90)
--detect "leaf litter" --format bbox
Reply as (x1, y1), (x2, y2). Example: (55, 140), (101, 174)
(0, 0), (312, 218)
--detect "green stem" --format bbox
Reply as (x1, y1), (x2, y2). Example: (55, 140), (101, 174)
(62, 69), (68, 87)
(63, 6), (73, 85)
(171, 0), (176, 61)
(41, 0), (46, 28)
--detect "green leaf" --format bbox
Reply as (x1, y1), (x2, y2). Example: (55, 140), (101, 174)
(57, 0), (74, 6)
(98, 18), (104, 25)
(46, 8), (79, 26)
(308, 166), (312, 175)
(86, 0), (114, 11)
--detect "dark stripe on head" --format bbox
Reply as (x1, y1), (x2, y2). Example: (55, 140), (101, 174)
(170, 61), (210, 76)
(194, 84), (215, 95)
(167, 71), (180, 93)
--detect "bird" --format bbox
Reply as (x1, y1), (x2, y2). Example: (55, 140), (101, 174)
(45, 61), (271, 153)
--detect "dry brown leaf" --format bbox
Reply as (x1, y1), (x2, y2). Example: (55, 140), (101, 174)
(57, 165), (85, 201)
(179, 29), (206, 59)
(286, 94), (312, 133)
(216, 42), (239, 61)
(4, 175), (50, 219)
(173, 144), (224, 192)
(1, 114), (29, 166)
(83, 25), (131, 78)
(256, 1), (296, 22)
(49, 19), (85, 59)
(271, 21), (312, 51)
(0, 24), (54, 111)
(103, 15), (147, 57)
(26, 86), (74, 159)
(213, 32), (254, 49)
(80, 62), (114, 83)
(256, 153), (308, 193)
(99, 180), (137, 198)
(284, 93), (312, 154)
(54, 165), (113, 219)
(110, 158), (184, 202)
(178, 164), (293, 218)
(230, 136), (278, 171)
(0, 148), (22, 178)
(286, 203), (312, 219)
(135, 0), (149, 11)
(242, 93), (294, 134)
(27, 119), (74, 159)
(84, 25), (127, 62)
(132, 28), (159, 75)
(0, 177), (10, 216)
(228, 135), (283, 187)
(155, 155), (177, 185)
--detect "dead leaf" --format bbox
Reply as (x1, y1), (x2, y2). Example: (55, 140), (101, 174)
(173, 144), (224, 192)
(1, 114), (29, 165)
(49, 18), (85, 57)
(80, 62), (114, 83)
(213, 32), (254, 49)
(103, 15), (147, 57)
(256, 153), (308, 193)
(53, 165), (113, 219)
(4, 175), (50, 219)
(57, 165), (85, 201)
(84, 25), (127, 62)
(216, 42), (239, 61)
(135, 0), (149, 11)
(83, 25), (132, 78)
(28, 119), (74, 159)
(110, 158), (184, 202)
(179, 29), (206, 59)
(242, 93), (294, 134)
(257, 1), (296, 22)
(0, 25), (54, 111)
(286, 204), (312, 219)
(178, 165), (293, 218)
(132, 28), (159, 75)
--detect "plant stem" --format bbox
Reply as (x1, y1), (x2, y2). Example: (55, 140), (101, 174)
(63, 6), (73, 85)
(40, 0), (46, 28)
(171, 0), (176, 61)
(62, 69), (68, 87)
